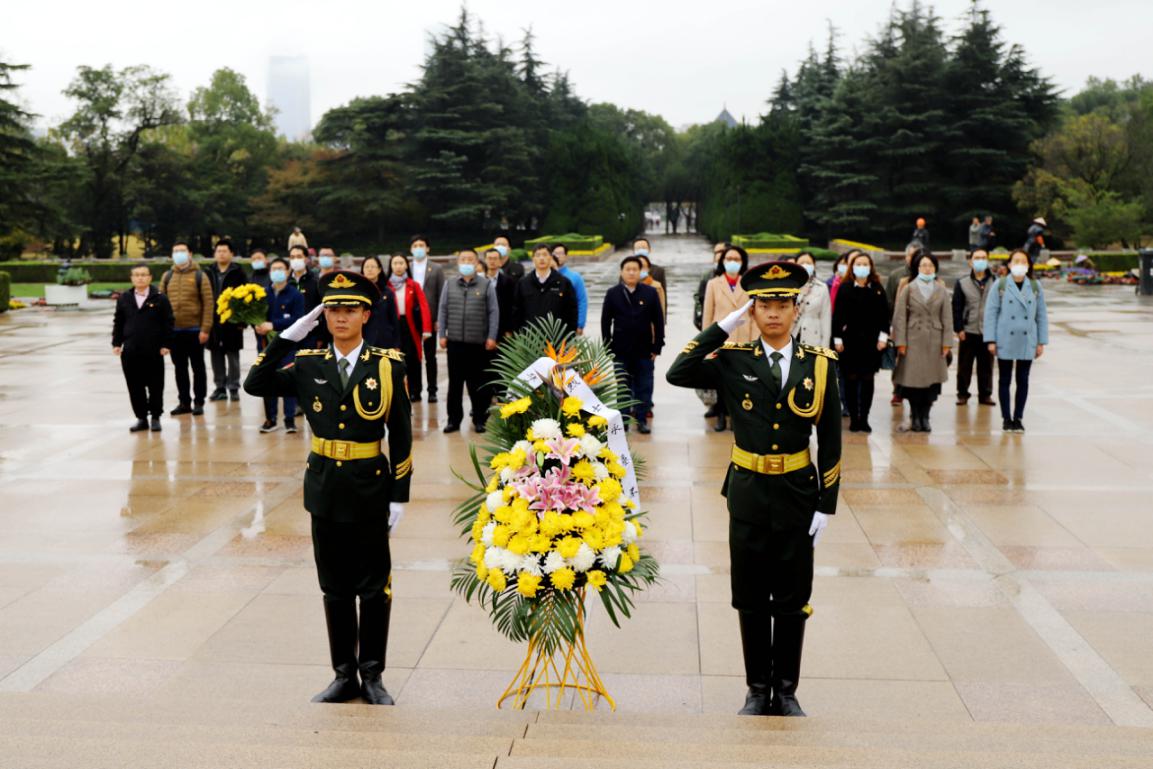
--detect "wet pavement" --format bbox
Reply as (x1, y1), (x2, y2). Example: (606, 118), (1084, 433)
(2, 233), (1153, 724)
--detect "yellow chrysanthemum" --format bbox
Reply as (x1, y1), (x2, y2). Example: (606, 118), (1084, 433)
(507, 534), (530, 556)
(561, 395), (583, 417)
(507, 448), (526, 471)
(633, 521), (644, 539)
(500, 396), (532, 419)
(220, 310), (232, 323)
(618, 552), (635, 574)
(582, 528), (605, 550)
(487, 570), (507, 592)
(540, 511), (565, 538)
(596, 478), (623, 504)
(470, 543), (485, 564)
(566, 422), (586, 438)
(532, 439), (549, 453)
(529, 534), (552, 553)
(494, 505), (513, 524)
(243, 293), (253, 304)
(517, 572), (542, 598)
(485, 475), (500, 493)
(586, 570), (607, 591)
(550, 567), (576, 590)
(587, 414), (608, 428)
(598, 447), (619, 462)
(557, 536), (583, 559)
(628, 543), (640, 563)
(490, 452), (511, 470)
(476, 562), (488, 581)
(510, 497), (531, 515)
(571, 460), (596, 485)
(570, 511), (595, 530)
(502, 486), (517, 502)
(607, 461), (626, 479)
(491, 525), (511, 548)
(526, 428), (535, 441)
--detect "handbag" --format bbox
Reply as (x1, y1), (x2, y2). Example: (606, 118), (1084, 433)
(880, 341), (898, 371)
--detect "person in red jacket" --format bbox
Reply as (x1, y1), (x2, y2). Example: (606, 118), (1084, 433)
(386, 254), (432, 397)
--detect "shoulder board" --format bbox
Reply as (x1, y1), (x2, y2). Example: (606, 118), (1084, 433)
(369, 347), (405, 361)
(801, 344), (838, 360)
(295, 349), (328, 357)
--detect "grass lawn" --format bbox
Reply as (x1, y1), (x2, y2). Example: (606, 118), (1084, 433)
(11, 282), (130, 298)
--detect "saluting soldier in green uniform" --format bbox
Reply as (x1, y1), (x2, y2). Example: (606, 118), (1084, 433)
(244, 270), (412, 705)
(667, 261), (841, 717)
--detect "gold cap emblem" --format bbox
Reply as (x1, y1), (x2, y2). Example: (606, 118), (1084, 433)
(327, 273), (356, 290)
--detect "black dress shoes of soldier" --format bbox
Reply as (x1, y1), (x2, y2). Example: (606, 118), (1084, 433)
(357, 594), (395, 706)
(129, 419), (149, 432)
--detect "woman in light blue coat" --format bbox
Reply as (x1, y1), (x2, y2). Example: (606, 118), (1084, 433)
(983, 249), (1048, 434)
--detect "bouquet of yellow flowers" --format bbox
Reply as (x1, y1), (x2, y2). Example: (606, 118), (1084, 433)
(452, 318), (659, 666)
(216, 283), (271, 336)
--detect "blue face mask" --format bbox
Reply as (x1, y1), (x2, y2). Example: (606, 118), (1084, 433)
(458, 263), (476, 277)
(918, 271), (936, 282)
(173, 251), (190, 266)
(269, 269), (287, 284)
(251, 261), (267, 271)
(971, 259), (988, 273)
(801, 263), (815, 277)
(639, 269), (649, 280)
(852, 265), (870, 280)
(723, 261), (741, 275)
(635, 248), (649, 257)
(318, 255), (335, 269)
(494, 245), (509, 257)
(412, 247), (427, 260)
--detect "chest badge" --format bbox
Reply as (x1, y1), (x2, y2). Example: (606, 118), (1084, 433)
(795, 347), (806, 360)
(312, 396), (323, 413)
(365, 377), (378, 391)
(742, 394), (754, 411)
(803, 377), (814, 391)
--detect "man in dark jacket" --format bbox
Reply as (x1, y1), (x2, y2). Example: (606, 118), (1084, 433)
(438, 249), (499, 434)
(409, 234), (444, 402)
(601, 255), (665, 433)
(205, 239), (248, 401)
(112, 263), (175, 432)
(511, 244), (578, 333)
(952, 249), (996, 406)
(484, 248), (517, 340)
(495, 235), (524, 280)
(254, 256), (306, 433)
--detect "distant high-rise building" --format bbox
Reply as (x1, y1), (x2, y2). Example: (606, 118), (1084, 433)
(267, 56), (311, 140)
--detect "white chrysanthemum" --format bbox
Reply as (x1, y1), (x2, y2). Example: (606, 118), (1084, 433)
(622, 521), (638, 545)
(499, 549), (523, 574)
(485, 490), (503, 512)
(514, 440), (534, 454)
(598, 545), (622, 569)
(530, 418), (562, 440)
(519, 554), (543, 576)
(593, 463), (610, 481)
(579, 434), (603, 458)
(499, 467), (514, 484)
(481, 521), (497, 546)
(484, 547), (506, 570)
(570, 543), (597, 573)
(542, 551), (567, 574)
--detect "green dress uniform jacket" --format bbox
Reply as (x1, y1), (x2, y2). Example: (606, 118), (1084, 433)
(666, 323), (842, 613)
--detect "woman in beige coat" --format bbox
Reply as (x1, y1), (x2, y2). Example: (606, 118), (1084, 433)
(790, 251), (832, 348)
(893, 252), (952, 432)
(701, 245), (753, 431)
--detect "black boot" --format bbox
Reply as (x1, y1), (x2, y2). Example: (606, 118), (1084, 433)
(921, 404), (932, 433)
(736, 612), (771, 716)
(358, 593), (395, 705)
(703, 403), (718, 418)
(714, 413), (727, 432)
(311, 596), (361, 703)
(768, 613), (808, 717)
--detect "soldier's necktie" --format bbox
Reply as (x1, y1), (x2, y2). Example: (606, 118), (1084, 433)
(338, 358), (351, 389)
(769, 352), (783, 392)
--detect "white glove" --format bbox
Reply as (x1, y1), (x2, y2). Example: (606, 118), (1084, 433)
(718, 299), (754, 335)
(388, 503), (405, 531)
(281, 304), (325, 342)
(809, 512), (829, 546)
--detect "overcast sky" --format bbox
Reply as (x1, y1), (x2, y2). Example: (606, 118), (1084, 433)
(5, 0), (1149, 132)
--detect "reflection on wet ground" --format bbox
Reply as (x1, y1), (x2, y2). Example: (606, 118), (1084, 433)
(1, 234), (1153, 724)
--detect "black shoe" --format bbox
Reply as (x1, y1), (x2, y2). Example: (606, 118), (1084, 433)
(150, 417), (162, 432)
(358, 594), (395, 706)
(208, 390), (228, 402)
(956, 395), (970, 405)
(921, 414), (932, 433)
(860, 419), (872, 433)
(1012, 419), (1025, 433)
(427, 394), (438, 404)
(191, 404), (205, 416)
(295, 405), (304, 417)
(412, 394), (423, 403)
(737, 612), (771, 716)
(637, 420), (651, 434)
(284, 420), (298, 434)
(979, 397), (996, 406)
(769, 614), (808, 718)
(714, 414), (727, 432)
(170, 404), (192, 416)
(129, 419), (149, 432)
(260, 420), (278, 433)
(703, 404), (719, 418)
(1002, 418), (1014, 432)
(738, 685), (770, 716)
(473, 423), (486, 434)
(848, 419), (861, 433)
(443, 423), (460, 434)
(313, 597), (361, 704)
(229, 390), (240, 401)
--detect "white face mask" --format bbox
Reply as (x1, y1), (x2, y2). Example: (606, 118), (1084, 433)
(801, 263), (815, 278)
(290, 258), (306, 273)
(1010, 264), (1029, 278)
(836, 263), (848, 276)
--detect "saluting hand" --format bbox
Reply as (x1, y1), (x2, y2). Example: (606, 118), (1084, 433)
(718, 299), (754, 335)
(281, 304), (325, 343)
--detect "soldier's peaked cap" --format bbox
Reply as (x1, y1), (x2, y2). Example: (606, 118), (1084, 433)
(740, 261), (809, 299)
(320, 270), (380, 306)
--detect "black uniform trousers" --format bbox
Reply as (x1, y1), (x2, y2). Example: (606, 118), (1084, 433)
(446, 341), (489, 427)
(956, 333), (993, 399)
(311, 515), (392, 601)
(169, 330), (207, 407)
(422, 335), (439, 397)
(121, 352), (165, 419)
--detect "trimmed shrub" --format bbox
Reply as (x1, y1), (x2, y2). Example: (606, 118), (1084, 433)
(1082, 252), (1139, 272)
(0, 271), (10, 313)
(0, 260), (180, 283)
(523, 233), (604, 252)
(731, 233), (809, 250)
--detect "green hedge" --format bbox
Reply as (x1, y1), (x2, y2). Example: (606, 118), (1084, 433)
(0, 271), (10, 313)
(0, 260), (184, 283)
(731, 233), (809, 250)
(1080, 252), (1139, 272)
(523, 233), (604, 251)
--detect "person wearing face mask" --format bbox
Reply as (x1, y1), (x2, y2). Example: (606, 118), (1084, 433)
(359, 255), (401, 349)
(249, 248), (271, 291)
(288, 245), (321, 313)
(601, 256), (665, 434)
(952, 249), (996, 406)
(437, 249), (499, 434)
(636, 253), (666, 320)
(696, 242), (727, 332)
(632, 238), (667, 299)
(253, 256), (305, 433)
(983, 250), (1048, 434)
(407, 235), (444, 403)
(317, 247), (339, 276)
(892, 252), (951, 433)
(493, 235), (524, 281)
(159, 240), (214, 416)
(789, 252), (832, 349)
(826, 254), (850, 311)
(551, 244), (588, 335)
(205, 239), (249, 402)
(831, 253), (889, 433)
(702, 246), (753, 432)
(387, 253), (433, 400)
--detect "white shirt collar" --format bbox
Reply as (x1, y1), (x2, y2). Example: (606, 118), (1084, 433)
(536, 269), (552, 283)
(333, 341), (364, 369)
(761, 338), (793, 359)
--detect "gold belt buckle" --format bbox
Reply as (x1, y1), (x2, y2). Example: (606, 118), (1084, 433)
(767, 454), (784, 474)
(333, 441), (349, 459)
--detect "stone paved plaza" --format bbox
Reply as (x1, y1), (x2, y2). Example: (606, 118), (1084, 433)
(2, 234), (1153, 727)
